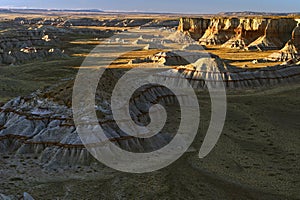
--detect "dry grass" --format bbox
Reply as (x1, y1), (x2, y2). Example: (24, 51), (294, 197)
(206, 46), (282, 68)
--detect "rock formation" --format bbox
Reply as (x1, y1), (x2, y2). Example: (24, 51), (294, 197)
(0, 75), (180, 167)
(267, 41), (299, 62)
(221, 19), (266, 49)
(246, 19), (297, 50)
(151, 51), (212, 66)
(182, 43), (206, 50)
(145, 51), (300, 88)
(148, 51), (300, 88)
(170, 58), (300, 88)
(177, 18), (210, 40)
(178, 17), (298, 50)
(266, 23), (300, 62)
(166, 31), (197, 44)
(199, 18), (239, 45)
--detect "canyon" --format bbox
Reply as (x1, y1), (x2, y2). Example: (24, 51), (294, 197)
(0, 11), (299, 199)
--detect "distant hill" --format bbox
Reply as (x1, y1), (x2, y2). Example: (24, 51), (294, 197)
(1, 9), (299, 16)
(0, 8), (104, 13)
(0, 9), (13, 13)
(218, 11), (300, 16)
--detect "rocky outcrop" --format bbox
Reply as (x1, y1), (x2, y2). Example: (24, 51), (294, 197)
(222, 18), (267, 49)
(150, 52), (300, 88)
(151, 51), (213, 66)
(178, 17), (298, 50)
(246, 19), (297, 50)
(267, 41), (299, 62)
(177, 18), (210, 40)
(0, 76), (179, 167)
(266, 24), (300, 62)
(246, 35), (282, 51)
(134, 50), (300, 88)
(179, 17), (266, 44)
(166, 31), (197, 44)
(199, 18), (239, 45)
(171, 58), (300, 88)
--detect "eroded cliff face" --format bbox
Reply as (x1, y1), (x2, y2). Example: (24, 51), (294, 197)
(292, 23), (300, 49)
(178, 17), (298, 50)
(200, 18), (239, 45)
(246, 18), (298, 50)
(223, 18), (269, 49)
(267, 23), (300, 62)
(177, 18), (210, 40)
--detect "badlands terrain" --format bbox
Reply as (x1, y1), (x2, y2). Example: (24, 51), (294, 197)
(0, 10), (299, 199)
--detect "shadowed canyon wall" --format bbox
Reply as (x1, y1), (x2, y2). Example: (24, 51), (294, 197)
(178, 17), (299, 49)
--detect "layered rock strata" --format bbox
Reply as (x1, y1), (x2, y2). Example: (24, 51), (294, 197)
(266, 23), (300, 62)
(179, 17), (298, 50)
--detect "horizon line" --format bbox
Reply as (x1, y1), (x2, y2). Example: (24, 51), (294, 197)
(1, 7), (300, 15)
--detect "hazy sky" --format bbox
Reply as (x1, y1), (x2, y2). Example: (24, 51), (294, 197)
(1, 0), (299, 13)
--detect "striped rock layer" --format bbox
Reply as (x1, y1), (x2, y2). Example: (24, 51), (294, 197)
(178, 17), (298, 50)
